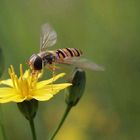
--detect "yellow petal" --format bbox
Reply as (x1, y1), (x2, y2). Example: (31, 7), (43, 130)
(0, 79), (13, 87)
(45, 83), (72, 95)
(0, 88), (16, 97)
(36, 73), (66, 89)
(32, 83), (72, 101)
(23, 69), (42, 79)
(33, 93), (53, 101)
(23, 70), (30, 78)
(38, 71), (43, 78)
(0, 95), (24, 103)
(0, 88), (25, 103)
(12, 95), (26, 102)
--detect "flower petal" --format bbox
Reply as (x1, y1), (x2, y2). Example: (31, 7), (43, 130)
(12, 95), (26, 102)
(0, 95), (25, 103)
(36, 73), (66, 89)
(0, 79), (13, 87)
(23, 70), (30, 78)
(38, 71), (43, 78)
(33, 93), (53, 101)
(45, 83), (72, 95)
(0, 88), (16, 97)
(32, 83), (72, 101)
(0, 88), (24, 103)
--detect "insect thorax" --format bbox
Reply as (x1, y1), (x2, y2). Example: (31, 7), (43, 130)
(38, 51), (56, 66)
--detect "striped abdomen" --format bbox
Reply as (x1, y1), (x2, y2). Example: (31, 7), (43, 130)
(56, 48), (83, 59)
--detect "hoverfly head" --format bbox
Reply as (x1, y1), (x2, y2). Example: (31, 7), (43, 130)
(27, 54), (43, 70)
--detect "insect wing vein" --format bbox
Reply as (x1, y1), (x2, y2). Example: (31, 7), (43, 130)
(56, 57), (104, 71)
(40, 23), (57, 51)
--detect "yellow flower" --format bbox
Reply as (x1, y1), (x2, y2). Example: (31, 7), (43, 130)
(0, 64), (72, 103)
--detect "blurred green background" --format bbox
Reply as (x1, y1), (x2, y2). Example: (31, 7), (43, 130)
(0, 0), (140, 140)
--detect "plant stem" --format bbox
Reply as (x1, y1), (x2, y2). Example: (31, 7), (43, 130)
(0, 105), (7, 140)
(49, 105), (72, 140)
(29, 119), (37, 140)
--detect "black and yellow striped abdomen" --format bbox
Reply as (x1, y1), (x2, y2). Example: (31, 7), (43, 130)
(56, 48), (83, 59)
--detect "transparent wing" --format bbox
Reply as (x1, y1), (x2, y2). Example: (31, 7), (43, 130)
(40, 23), (57, 51)
(56, 57), (104, 71)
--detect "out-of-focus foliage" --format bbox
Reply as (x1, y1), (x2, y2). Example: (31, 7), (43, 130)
(0, 0), (140, 140)
(0, 48), (5, 77)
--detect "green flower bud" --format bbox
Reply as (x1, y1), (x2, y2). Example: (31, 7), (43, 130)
(65, 68), (86, 107)
(17, 99), (38, 120)
(0, 48), (5, 77)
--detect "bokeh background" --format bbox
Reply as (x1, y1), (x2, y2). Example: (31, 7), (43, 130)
(0, 0), (140, 140)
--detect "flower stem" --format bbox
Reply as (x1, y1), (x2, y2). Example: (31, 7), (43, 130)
(29, 119), (37, 140)
(49, 105), (72, 140)
(0, 124), (7, 140)
(0, 105), (7, 140)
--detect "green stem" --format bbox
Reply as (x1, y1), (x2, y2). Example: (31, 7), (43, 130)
(29, 119), (37, 140)
(49, 105), (72, 140)
(0, 105), (7, 140)
(0, 124), (7, 140)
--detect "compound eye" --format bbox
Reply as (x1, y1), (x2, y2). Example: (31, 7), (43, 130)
(34, 56), (42, 70)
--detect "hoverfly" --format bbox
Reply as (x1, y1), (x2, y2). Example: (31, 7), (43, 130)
(27, 23), (104, 72)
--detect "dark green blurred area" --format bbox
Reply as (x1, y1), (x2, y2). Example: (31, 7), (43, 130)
(0, 0), (140, 140)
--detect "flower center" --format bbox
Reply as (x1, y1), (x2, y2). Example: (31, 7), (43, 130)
(19, 78), (30, 98)
(9, 65), (39, 100)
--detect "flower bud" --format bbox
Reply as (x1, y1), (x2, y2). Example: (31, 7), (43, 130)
(65, 68), (86, 107)
(17, 99), (38, 120)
